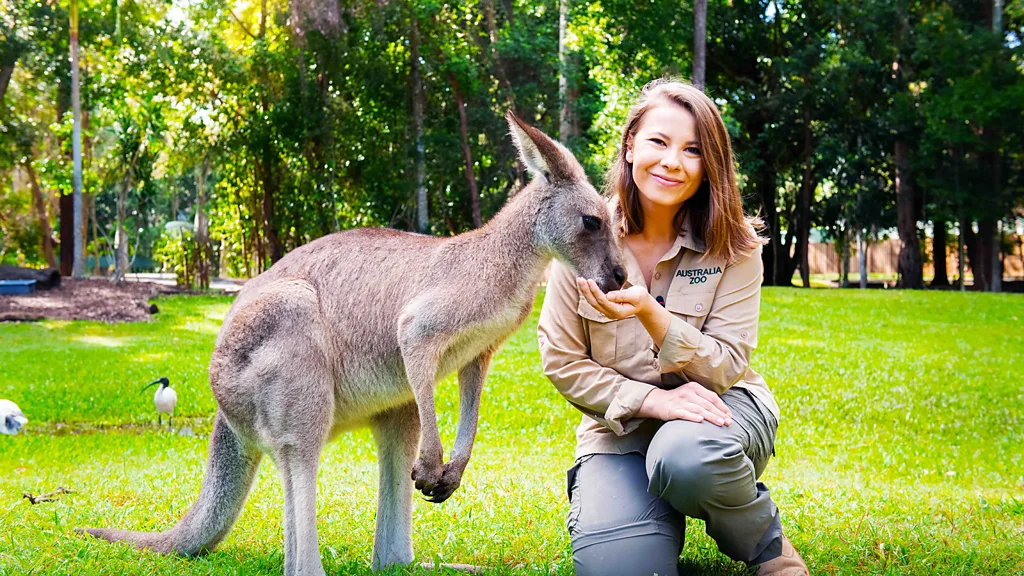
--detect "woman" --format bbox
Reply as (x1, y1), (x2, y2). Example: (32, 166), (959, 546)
(538, 79), (809, 576)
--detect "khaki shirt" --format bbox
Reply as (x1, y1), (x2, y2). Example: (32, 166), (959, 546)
(537, 213), (779, 459)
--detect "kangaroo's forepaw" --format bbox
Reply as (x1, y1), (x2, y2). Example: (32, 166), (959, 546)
(422, 460), (463, 503)
(411, 454), (443, 495)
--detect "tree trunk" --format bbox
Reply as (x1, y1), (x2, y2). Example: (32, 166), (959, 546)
(481, 0), (526, 190)
(931, 219), (949, 287)
(840, 225), (851, 288)
(962, 218), (982, 290)
(449, 74), (482, 229)
(797, 107), (813, 288)
(90, 191), (100, 275)
(411, 16), (428, 233)
(978, 217), (997, 292)
(894, 139), (923, 289)
(25, 163), (58, 269)
(558, 0), (573, 144)
(257, 152), (284, 263)
(993, 221), (1003, 292)
(70, 0), (85, 278)
(984, 1), (1003, 292)
(693, 0), (707, 90)
(957, 217), (966, 291)
(482, 0), (515, 111)
(0, 64), (13, 104)
(858, 228), (868, 289)
(758, 157), (779, 285)
(114, 172), (132, 282)
(779, 208), (799, 285)
(59, 193), (73, 276)
(954, 217), (962, 289)
(193, 158), (212, 289)
(55, 66), (72, 276)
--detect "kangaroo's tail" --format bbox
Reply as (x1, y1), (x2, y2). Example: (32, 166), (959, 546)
(77, 411), (262, 556)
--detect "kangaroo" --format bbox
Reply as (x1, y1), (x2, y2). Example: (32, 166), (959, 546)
(77, 112), (626, 575)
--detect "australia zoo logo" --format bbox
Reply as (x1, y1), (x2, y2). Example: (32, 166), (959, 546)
(676, 266), (722, 285)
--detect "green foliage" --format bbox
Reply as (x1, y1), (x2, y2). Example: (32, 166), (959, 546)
(0, 183), (43, 265)
(152, 227), (198, 287)
(1, 290), (1023, 573)
(0, 0), (1022, 278)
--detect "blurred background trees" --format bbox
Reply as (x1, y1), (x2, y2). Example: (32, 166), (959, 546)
(1, 0), (1022, 290)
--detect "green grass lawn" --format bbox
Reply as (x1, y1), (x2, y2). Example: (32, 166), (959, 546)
(1, 289), (1023, 575)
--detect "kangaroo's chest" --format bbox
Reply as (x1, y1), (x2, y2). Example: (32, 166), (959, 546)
(437, 300), (531, 378)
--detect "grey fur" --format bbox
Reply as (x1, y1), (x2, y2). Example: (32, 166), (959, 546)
(77, 112), (624, 575)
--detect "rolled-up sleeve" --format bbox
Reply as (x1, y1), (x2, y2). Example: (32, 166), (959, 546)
(538, 260), (656, 436)
(656, 244), (763, 395)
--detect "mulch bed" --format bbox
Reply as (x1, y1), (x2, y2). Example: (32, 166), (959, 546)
(0, 278), (173, 323)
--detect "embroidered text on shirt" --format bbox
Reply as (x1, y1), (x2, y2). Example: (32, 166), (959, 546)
(675, 266), (722, 285)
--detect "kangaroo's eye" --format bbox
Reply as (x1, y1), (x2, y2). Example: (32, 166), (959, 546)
(582, 215), (601, 231)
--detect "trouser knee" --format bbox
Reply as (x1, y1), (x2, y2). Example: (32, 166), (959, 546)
(572, 520), (682, 576)
(647, 434), (754, 515)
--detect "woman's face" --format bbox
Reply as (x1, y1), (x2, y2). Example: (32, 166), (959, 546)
(626, 100), (705, 213)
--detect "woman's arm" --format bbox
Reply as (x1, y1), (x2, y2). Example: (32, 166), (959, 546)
(537, 260), (657, 436)
(579, 244), (763, 397)
(654, 244), (763, 394)
(575, 279), (735, 426)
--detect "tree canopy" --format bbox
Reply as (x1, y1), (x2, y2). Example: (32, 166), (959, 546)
(1, 0), (1022, 290)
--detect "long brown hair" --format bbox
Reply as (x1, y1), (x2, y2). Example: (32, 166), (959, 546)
(606, 78), (764, 263)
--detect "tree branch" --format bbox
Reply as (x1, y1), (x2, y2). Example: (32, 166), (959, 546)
(228, 9), (258, 40)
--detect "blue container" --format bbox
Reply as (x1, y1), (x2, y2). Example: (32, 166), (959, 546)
(0, 280), (36, 295)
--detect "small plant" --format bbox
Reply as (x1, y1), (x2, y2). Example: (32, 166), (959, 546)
(154, 223), (199, 288)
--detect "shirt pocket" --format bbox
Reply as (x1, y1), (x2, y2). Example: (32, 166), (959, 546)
(665, 289), (715, 330)
(577, 298), (641, 365)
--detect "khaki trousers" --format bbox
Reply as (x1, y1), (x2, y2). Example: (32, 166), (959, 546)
(566, 388), (782, 576)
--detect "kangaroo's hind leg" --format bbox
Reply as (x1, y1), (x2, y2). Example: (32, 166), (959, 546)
(276, 439), (326, 576)
(370, 401), (420, 570)
(255, 341), (333, 576)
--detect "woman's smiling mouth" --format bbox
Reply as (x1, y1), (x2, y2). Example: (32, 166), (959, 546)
(650, 173), (683, 186)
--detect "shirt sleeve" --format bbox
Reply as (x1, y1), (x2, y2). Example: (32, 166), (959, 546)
(537, 260), (657, 436)
(655, 244), (763, 395)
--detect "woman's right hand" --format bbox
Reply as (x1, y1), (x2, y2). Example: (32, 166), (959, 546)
(636, 383), (733, 426)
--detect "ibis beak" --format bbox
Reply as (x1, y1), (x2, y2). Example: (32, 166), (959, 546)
(142, 379), (162, 392)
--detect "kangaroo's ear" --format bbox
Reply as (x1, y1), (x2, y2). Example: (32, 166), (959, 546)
(506, 110), (571, 182)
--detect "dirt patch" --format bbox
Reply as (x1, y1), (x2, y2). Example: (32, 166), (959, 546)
(0, 278), (173, 323)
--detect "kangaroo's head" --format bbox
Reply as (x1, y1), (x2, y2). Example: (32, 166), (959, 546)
(507, 112), (625, 293)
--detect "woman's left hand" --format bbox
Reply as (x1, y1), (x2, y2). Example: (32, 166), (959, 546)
(577, 278), (652, 320)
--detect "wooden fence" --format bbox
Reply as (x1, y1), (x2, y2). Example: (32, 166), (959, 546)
(805, 235), (1024, 280)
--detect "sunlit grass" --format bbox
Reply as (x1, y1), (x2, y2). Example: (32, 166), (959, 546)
(1, 289), (1022, 575)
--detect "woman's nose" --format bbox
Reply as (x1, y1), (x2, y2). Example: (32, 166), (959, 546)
(660, 154), (681, 170)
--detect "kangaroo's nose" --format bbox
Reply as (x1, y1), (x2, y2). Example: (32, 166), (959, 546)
(612, 266), (626, 289)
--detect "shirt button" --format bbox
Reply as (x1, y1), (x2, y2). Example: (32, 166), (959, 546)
(695, 303), (704, 312)
(654, 272), (662, 280)
(741, 330), (749, 339)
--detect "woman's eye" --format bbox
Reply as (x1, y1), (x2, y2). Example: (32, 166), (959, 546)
(686, 147), (702, 155)
(582, 215), (601, 231)
(649, 138), (666, 146)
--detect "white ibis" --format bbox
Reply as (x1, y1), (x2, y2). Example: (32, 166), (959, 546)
(0, 400), (28, 435)
(142, 377), (177, 429)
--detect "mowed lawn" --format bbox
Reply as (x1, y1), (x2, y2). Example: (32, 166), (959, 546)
(0, 288), (1022, 575)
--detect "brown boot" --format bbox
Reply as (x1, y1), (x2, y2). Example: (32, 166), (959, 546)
(756, 534), (809, 576)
